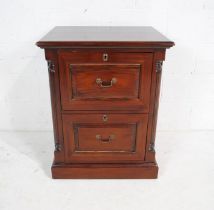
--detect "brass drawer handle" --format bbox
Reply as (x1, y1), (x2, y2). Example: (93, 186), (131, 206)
(96, 134), (115, 143)
(96, 77), (117, 88)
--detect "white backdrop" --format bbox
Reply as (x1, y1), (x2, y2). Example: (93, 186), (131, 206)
(0, 0), (214, 131)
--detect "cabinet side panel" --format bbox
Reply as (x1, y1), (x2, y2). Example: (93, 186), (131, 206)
(145, 50), (165, 162)
(45, 49), (65, 163)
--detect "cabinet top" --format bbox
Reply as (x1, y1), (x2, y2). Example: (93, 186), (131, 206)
(36, 26), (174, 49)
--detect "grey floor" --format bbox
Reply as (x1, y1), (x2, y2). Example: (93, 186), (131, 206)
(0, 131), (213, 210)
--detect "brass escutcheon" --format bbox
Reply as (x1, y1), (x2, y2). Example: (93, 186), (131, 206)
(103, 53), (108, 61)
(103, 115), (108, 122)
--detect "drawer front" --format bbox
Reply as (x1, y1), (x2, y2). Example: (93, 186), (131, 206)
(59, 51), (153, 111)
(62, 113), (148, 163)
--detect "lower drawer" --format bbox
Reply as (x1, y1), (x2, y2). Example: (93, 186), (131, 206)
(62, 113), (148, 163)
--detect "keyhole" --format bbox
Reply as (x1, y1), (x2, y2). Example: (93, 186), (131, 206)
(103, 115), (108, 122)
(103, 53), (108, 61)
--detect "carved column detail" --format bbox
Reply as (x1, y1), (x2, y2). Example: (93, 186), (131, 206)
(148, 60), (164, 156)
(46, 53), (64, 163)
(149, 142), (155, 152)
(47, 60), (55, 73)
(156, 60), (163, 73)
(55, 143), (62, 152)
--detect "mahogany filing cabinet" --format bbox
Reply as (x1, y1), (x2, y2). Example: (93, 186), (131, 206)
(36, 26), (174, 179)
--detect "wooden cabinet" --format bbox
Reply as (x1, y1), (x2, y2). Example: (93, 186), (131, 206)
(36, 26), (174, 179)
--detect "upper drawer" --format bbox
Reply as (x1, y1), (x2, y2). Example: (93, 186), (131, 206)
(58, 51), (153, 111)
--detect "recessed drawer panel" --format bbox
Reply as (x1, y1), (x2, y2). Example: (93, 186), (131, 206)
(71, 64), (140, 99)
(62, 113), (148, 163)
(76, 125), (136, 152)
(59, 51), (153, 111)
